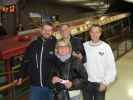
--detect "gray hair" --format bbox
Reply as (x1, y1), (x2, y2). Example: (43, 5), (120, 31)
(55, 39), (72, 49)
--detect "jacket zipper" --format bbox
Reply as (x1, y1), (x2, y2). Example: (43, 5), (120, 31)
(40, 40), (44, 87)
(36, 54), (39, 69)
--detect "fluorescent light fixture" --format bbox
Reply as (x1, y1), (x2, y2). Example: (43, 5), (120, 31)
(59, 0), (86, 2)
(29, 12), (41, 18)
(124, 0), (133, 3)
(83, 2), (104, 6)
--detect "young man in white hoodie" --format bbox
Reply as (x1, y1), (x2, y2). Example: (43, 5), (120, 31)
(83, 25), (117, 100)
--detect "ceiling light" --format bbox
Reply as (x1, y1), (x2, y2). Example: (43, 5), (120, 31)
(59, 0), (86, 2)
(124, 0), (133, 3)
(83, 2), (104, 6)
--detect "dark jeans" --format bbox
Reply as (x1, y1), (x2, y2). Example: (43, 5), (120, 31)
(54, 83), (70, 100)
(29, 86), (53, 100)
(82, 81), (106, 100)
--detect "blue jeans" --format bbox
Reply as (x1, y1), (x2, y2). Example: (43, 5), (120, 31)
(29, 86), (53, 100)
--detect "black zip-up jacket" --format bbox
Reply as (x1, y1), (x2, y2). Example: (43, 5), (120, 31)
(18, 36), (57, 87)
(52, 56), (88, 90)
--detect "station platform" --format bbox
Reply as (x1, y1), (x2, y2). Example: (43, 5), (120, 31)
(106, 49), (133, 100)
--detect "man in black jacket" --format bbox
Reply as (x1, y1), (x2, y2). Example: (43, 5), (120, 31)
(16, 22), (57, 100)
(59, 24), (86, 63)
(52, 40), (88, 100)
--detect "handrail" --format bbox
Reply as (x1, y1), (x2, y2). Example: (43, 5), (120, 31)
(0, 71), (19, 77)
(0, 77), (29, 92)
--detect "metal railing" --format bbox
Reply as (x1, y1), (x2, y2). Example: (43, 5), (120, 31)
(0, 66), (29, 100)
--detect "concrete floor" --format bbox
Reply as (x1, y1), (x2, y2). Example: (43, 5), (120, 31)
(106, 49), (133, 100)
